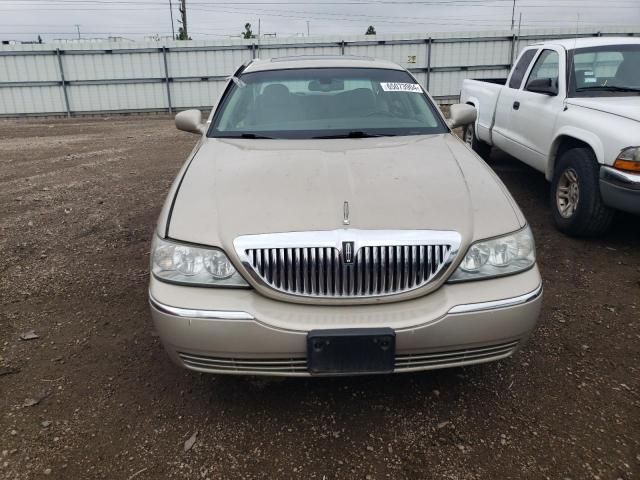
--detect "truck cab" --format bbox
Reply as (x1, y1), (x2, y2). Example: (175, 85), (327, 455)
(461, 37), (640, 236)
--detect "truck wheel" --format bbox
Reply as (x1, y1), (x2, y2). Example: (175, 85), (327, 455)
(463, 123), (491, 159)
(550, 147), (614, 236)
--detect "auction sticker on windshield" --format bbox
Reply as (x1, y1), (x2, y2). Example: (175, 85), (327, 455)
(380, 82), (423, 92)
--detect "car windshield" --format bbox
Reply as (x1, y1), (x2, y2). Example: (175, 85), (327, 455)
(569, 44), (640, 97)
(209, 67), (447, 139)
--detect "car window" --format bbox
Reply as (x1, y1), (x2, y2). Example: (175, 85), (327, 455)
(525, 49), (559, 89)
(508, 49), (537, 89)
(210, 68), (448, 139)
(569, 44), (640, 96)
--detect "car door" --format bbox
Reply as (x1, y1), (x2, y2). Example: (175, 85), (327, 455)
(492, 48), (538, 153)
(508, 47), (566, 172)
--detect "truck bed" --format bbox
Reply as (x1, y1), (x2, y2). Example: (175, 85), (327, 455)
(459, 78), (506, 144)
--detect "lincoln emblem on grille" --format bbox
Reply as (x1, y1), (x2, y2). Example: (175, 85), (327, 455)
(342, 241), (355, 264)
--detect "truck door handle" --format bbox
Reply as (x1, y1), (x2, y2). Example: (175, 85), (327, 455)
(513, 101), (520, 110)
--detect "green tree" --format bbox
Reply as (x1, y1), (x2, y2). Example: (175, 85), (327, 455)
(242, 23), (254, 39)
(37, 35), (43, 44)
(176, 27), (191, 40)
(365, 25), (376, 35)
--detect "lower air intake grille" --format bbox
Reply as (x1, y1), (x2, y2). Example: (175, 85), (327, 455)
(178, 340), (519, 375)
(178, 353), (307, 374)
(394, 340), (519, 371)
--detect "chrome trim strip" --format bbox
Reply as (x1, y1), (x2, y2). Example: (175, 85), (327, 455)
(149, 295), (254, 320)
(448, 283), (543, 314)
(600, 166), (640, 191)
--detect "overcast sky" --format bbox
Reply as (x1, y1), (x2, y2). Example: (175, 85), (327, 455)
(2, 0), (639, 41)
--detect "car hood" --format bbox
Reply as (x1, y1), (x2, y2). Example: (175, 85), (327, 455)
(168, 133), (525, 254)
(567, 96), (640, 122)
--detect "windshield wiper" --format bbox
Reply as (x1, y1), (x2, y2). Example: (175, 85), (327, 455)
(217, 133), (274, 139)
(312, 131), (395, 139)
(576, 85), (640, 93)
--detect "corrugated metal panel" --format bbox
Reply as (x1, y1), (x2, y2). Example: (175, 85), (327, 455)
(62, 51), (165, 80)
(345, 42), (429, 70)
(0, 86), (65, 114)
(67, 83), (166, 112)
(0, 53), (59, 82)
(260, 45), (341, 58)
(432, 39), (510, 68)
(170, 80), (227, 109)
(429, 68), (510, 97)
(168, 49), (251, 78)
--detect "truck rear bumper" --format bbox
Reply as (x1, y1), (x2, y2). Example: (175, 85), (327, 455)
(600, 166), (640, 216)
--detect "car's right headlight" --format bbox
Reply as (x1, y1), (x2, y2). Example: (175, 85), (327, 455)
(448, 225), (536, 282)
(151, 235), (249, 287)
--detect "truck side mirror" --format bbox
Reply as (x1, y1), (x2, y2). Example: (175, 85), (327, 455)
(447, 104), (477, 129)
(526, 78), (558, 96)
(175, 109), (205, 135)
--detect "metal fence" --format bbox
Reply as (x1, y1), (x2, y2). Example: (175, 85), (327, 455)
(1, 26), (637, 117)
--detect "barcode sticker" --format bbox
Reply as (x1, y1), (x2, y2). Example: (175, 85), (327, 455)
(380, 82), (423, 93)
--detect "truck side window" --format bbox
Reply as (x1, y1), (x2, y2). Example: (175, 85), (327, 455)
(525, 50), (560, 89)
(508, 49), (537, 89)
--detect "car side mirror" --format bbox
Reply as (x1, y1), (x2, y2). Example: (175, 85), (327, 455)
(175, 109), (205, 135)
(447, 103), (477, 129)
(526, 77), (558, 96)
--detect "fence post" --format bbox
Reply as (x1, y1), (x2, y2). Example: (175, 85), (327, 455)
(252, 43), (256, 59)
(55, 48), (71, 117)
(509, 33), (517, 67)
(425, 37), (432, 92)
(162, 47), (173, 114)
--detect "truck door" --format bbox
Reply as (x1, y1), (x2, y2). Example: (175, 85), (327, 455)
(492, 48), (538, 154)
(509, 47), (565, 172)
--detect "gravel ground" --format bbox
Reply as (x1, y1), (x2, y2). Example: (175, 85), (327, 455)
(0, 117), (638, 480)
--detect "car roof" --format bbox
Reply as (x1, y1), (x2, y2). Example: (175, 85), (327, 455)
(530, 36), (640, 50)
(243, 55), (405, 73)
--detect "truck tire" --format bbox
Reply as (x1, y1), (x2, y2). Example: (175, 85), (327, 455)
(463, 122), (491, 159)
(550, 147), (614, 236)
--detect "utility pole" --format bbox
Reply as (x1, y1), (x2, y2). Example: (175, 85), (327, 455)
(169, 0), (175, 39)
(178, 0), (188, 39)
(258, 18), (261, 39)
(510, 0), (516, 31)
(75, 24), (81, 39)
(307, 20), (310, 37)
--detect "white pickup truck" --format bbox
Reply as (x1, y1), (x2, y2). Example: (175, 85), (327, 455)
(460, 37), (640, 236)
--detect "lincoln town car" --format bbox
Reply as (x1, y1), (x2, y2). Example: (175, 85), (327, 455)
(148, 56), (543, 376)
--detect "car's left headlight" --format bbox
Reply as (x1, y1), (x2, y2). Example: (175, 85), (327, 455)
(151, 235), (249, 287)
(448, 225), (536, 282)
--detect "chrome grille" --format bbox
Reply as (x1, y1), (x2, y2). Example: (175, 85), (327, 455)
(234, 230), (460, 299)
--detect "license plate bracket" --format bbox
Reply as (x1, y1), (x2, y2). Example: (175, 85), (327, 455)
(307, 328), (395, 375)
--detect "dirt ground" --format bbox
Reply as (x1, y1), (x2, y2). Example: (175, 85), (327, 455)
(0, 116), (638, 480)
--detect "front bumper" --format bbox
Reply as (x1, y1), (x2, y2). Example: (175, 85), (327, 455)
(149, 266), (543, 376)
(600, 166), (640, 215)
